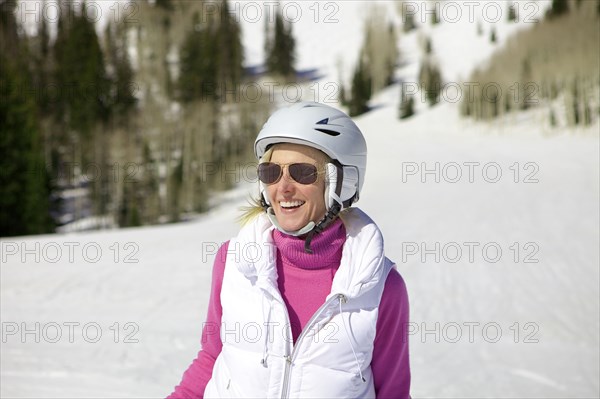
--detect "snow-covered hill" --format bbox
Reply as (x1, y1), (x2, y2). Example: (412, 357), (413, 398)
(2, 1), (598, 397)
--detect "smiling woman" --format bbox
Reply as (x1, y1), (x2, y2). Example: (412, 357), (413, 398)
(167, 102), (411, 399)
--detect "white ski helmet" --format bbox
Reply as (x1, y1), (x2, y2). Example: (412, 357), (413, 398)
(255, 101), (367, 211)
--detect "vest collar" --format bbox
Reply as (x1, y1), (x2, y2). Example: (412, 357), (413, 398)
(234, 208), (388, 301)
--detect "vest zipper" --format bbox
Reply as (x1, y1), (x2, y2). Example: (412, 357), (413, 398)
(280, 293), (346, 399)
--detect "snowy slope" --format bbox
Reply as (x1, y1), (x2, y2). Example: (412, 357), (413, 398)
(2, 1), (599, 397)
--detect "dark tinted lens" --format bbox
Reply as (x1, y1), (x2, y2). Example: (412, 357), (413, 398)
(289, 163), (318, 184)
(257, 162), (282, 184)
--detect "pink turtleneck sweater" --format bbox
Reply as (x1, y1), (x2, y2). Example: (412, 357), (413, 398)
(168, 219), (410, 398)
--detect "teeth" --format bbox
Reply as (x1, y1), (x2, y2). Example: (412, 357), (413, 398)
(280, 200), (305, 208)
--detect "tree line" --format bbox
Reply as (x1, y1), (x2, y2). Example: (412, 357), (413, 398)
(0, 0), (296, 237)
(460, 0), (600, 127)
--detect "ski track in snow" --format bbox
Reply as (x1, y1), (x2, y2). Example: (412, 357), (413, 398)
(2, 1), (599, 397)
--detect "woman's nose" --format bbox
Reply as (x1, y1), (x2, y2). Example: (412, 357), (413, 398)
(278, 167), (295, 189)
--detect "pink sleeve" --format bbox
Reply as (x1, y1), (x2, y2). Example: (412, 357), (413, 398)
(372, 268), (411, 399)
(166, 241), (229, 399)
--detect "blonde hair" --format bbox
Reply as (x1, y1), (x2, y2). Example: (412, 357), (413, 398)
(237, 144), (332, 226)
(237, 147), (274, 226)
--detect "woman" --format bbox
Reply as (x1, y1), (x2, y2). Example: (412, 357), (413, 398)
(168, 102), (411, 398)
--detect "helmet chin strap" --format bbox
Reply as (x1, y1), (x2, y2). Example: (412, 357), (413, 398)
(266, 206), (316, 237)
(302, 203), (342, 254)
(263, 202), (342, 254)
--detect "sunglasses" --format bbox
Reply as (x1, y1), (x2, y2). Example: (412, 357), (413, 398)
(257, 162), (321, 185)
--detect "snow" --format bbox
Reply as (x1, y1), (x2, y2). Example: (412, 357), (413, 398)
(2, 1), (599, 398)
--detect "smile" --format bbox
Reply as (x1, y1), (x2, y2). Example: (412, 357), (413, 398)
(280, 200), (305, 209)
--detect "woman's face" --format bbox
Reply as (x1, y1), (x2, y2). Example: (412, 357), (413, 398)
(266, 143), (328, 232)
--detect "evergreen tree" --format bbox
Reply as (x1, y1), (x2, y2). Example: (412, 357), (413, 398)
(178, 12), (218, 102)
(504, 91), (512, 113)
(549, 108), (557, 127)
(118, 182), (141, 227)
(265, 7), (295, 78)
(348, 58), (372, 116)
(547, 0), (569, 18)
(0, 0), (21, 57)
(155, 0), (174, 11)
(140, 142), (160, 222)
(216, 0), (244, 95)
(520, 58), (533, 110)
(418, 59), (443, 106)
(0, 54), (52, 235)
(583, 100), (592, 126)
(384, 23), (399, 86)
(33, 1), (53, 115)
(169, 157), (184, 222)
(460, 94), (472, 117)
(424, 37), (432, 54)
(339, 84), (347, 106)
(104, 21), (136, 120)
(571, 79), (580, 125)
(178, 2), (244, 102)
(431, 7), (440, 25)
(508, 3), (518, 22)
(403, 13), (416, 32)
(51, 2), (113, 224)
(53, 2), (110, 137)
(399, 91), (415, 119)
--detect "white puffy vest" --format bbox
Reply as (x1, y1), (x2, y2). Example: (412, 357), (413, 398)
(204, 208), (394, 399)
